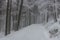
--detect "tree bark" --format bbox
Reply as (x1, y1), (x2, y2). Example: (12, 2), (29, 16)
(54, 0), (57, 22)
(5, 0), (12, 35)
(29, 11), (31, 25)
(16, 0), (24, 31)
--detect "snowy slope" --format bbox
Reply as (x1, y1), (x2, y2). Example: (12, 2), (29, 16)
(0, 24), (50, 40)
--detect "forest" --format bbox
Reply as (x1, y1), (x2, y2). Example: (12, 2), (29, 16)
(0, 0), (60, 39)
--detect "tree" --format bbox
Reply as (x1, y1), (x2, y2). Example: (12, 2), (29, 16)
(13, 0), (19, 31)
(29, 9), (31, 25)
(16, 0), (24, 31)
(0, 0), (3, 32)
(5, 0), (12, 35)
(0, 0), (2, 15)
(16, 0), (19, 11)
(54, 0), (57, 22)
(32, 5), (39, 23)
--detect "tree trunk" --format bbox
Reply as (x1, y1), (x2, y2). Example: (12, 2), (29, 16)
(13, 0), (19, 31)
(54, 12), (57, 22)
(29, 10), (31, 25)
(5, 0), (12, 35)
(16, 0), (23, 31)
(54, 0), (57, 22)
(47, 12), (48, 22)
(0, 0), (3, 32)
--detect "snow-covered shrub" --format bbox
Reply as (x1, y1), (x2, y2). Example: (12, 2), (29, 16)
(49, 23), (60, 38)
(49, 28), (58, 38)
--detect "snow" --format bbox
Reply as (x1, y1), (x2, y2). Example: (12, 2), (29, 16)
(0, 20), (60, 40)
(0, 24), (51, 40)
(0, 32), (5, 38)
(44, 19), (60, 40)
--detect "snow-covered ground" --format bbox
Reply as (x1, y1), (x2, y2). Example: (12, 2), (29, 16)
(0, 24), (51, 40)
(0, 19), (60, 40)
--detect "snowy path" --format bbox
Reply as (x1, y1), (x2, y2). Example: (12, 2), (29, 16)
(0, 24), (60, 40)
(0, 24), (51, 40)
